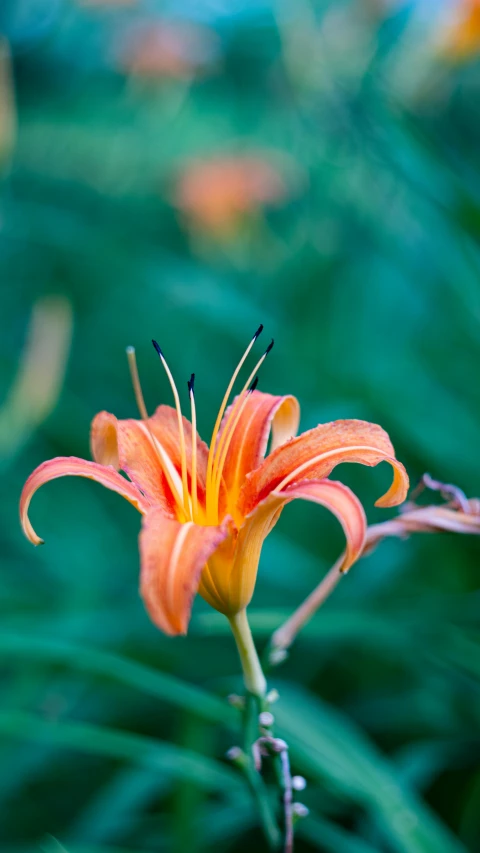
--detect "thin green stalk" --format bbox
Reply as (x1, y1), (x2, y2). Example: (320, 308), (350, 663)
(228, 612), (281, 849)
(229, 609), (267, 697)
(274, 747), (294, 853)
(244, 760), (282, 851)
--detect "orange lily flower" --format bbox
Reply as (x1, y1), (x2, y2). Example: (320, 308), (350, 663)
(20, 329), (408, 642)
(118, 21), (218, 81)
(438, 0), (480, 62)
(175, 156), (287, 237)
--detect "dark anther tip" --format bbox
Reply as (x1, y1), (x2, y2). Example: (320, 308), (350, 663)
(253, 324), (264, 341)
(188, 373), (195, 394)
(152, 339), (163, 357)
(249, 376), (259, 392)
(264, 338), (274, 356)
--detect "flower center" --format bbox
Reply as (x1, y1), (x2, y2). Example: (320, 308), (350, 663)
(126, 328), (273, 526)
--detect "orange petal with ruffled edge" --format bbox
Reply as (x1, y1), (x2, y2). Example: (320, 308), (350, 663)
(20, 456), (151, 545)
(240, 419), (409, 518)
(139, 508), (229, 635)
(217, 390), (300, 513)
(203, 478), (366, 615)
(91, 407), (209, 518)
(148, 405), (209, 502)
(91, 411), (176, 513)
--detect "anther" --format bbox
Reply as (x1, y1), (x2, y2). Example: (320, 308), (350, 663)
(152, 339), (163, 358)
(249, 376), (259, 393)
(253, 323), (264, 341)
(264, 338), (274, 356)
(188, 373), (195, 395)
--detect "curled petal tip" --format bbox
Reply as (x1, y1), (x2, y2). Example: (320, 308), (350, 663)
(20, 455), (150, 550)
(374, 460), (409, 508)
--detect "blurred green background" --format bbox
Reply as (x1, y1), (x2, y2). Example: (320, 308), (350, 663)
(2, 0), (480, 850)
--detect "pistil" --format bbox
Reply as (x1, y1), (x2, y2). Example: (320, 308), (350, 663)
(126, 346), (186, 518)
(152, 340), (191, 519)
(188, 373), (199, 522)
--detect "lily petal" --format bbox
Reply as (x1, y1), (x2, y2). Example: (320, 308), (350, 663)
(274, 479), (367, 571)
(204, 478), (366, 615)
(91, 411), (178, 516)
(91, 407), (209, 517)
(20, 456), (151, 545)
(148, 405), (209, 499)
(240, 419), (409, 517)
(218, 390), (300, 512)
(139, 508), (228, 635)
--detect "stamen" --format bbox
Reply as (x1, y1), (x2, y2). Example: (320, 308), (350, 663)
(205, 325), (264, 504)
(188, 373), (199, 522)
(126, 346), (186, 518)
(212, 380), (258, 512)
(126, 346), (149, 421)
(152, 340), (191, 517)
(210, 338), (274, 516)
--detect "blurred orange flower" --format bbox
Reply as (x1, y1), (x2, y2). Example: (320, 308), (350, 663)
(20, 330), (408, 637)
(119, 21), (218, 80)
(438, 0), (480, 62)
(175, 155), (288, 236)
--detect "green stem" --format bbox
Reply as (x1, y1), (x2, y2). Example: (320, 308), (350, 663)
(228, 612), (281, 849)
(243, 693), (281, 851)
(245, 759), (282, 850)
(229, 609), (267, 698)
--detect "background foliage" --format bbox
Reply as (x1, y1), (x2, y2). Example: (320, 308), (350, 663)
(1, 0), (480, 850)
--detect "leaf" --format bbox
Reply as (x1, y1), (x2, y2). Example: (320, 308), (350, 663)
(0, 633), (234, 726)
(275, 683), (466, 853)
(297, 814), (380, 853)
(0, 712), (242, 795)
(68, 767), (171, 845)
